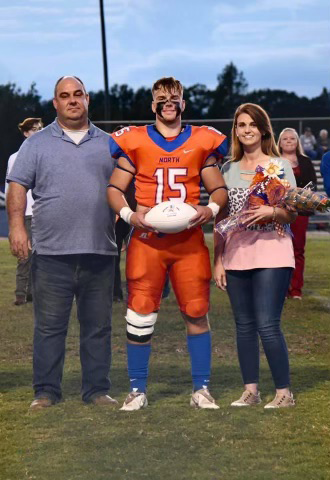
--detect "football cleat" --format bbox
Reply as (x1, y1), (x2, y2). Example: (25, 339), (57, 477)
(120, 391), (148, 411)
(190, 387), (220, 409)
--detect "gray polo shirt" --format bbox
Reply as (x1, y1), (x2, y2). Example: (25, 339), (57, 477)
(7, 119), (117, 255)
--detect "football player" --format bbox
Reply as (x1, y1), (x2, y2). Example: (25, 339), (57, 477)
(107, 77), (228, 410)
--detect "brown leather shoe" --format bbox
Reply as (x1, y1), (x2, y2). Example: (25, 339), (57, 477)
(92, 395), (118, 406)
(30, 397), (53, 410)
(14, 295), (26, 306)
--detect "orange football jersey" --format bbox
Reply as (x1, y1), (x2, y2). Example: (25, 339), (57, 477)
(110, 124), (227, 207)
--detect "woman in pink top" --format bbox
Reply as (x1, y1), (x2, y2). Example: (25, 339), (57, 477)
(214, 104), (297, 409)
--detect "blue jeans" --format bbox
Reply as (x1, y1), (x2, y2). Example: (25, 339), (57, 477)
(226, 268), (292, 389)
(31, 254), (115, 402)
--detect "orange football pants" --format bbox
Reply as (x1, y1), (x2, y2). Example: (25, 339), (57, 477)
(126, 227), (211, 317)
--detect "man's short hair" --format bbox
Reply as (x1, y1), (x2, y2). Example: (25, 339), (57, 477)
(18, 117), (43, 134)
(54, 76), (86, 97)
(152, 77), (183, 97)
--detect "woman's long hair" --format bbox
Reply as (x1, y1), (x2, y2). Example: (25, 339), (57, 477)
(230, 103), (279, 162)
(277, 127), (306, 157)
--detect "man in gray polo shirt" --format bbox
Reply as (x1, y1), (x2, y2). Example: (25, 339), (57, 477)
(7, 76), (118, 410)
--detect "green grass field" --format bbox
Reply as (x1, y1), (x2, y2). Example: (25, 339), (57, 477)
(0, 235), (329, 480)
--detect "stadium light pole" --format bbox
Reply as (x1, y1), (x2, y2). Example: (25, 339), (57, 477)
(99, 0), (110, 122)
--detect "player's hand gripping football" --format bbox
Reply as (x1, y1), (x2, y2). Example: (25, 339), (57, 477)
(188, 205), (213, 228)
(130, 211), (158, 232)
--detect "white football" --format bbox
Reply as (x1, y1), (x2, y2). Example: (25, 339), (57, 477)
(145, 201), (197, 233)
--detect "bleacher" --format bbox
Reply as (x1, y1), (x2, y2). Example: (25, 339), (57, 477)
(310, 158), (329, 227)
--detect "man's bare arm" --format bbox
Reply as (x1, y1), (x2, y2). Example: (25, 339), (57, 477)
(7, 182), (30, 259)
(202, 158), (228, 210)
(188, 157), (228, 228)
(107, 157), (135, 212)
(107, 157), (155, 231)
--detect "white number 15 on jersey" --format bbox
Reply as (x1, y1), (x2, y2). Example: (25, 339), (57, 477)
(154, 167), (188, 203)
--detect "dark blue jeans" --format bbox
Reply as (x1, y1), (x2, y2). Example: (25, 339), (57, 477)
(226, 268), (292, 389)
(31, 254), (115, 403)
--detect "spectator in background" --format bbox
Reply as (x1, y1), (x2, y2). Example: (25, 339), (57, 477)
(5, 117), (43, 305)
(321, 151), (330, 197)
(299, 127), (317, 159)
(278, 128), (317, 300)
(316, 129), (330, 159)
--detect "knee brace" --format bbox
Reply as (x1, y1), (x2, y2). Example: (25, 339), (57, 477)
(183, 298), (209, 318)
(125, 308), (158, 343)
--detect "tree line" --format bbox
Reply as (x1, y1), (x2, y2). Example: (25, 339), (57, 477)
(1, 63), (329, 183)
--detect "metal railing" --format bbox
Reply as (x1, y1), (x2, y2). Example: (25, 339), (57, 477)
(94, 117), (330, 137)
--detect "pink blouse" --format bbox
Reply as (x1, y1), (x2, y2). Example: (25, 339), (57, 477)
(221, 158), (296, 270)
